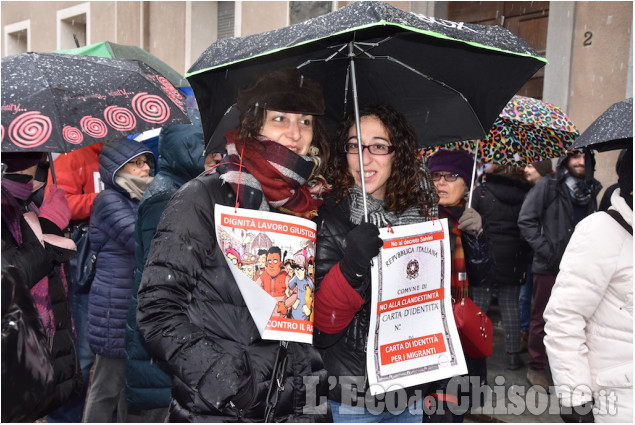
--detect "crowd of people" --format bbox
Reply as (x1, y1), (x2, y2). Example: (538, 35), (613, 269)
(2, 67), (632, 424)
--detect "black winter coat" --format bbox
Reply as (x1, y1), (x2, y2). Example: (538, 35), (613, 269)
(137, 172), (330, 422)
(1, 187), (82, 420)
(472, 173), (532, 287)
(313, 194), (447, 411)
(125, 109), (205, 411)
(518, 163), (601, 275)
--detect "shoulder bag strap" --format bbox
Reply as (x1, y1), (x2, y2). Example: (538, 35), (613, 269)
(605, 209), (633, 235)
(264, 340), (289, 422)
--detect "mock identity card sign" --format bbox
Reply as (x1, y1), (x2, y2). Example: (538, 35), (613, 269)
(215, 204), (316, 344)
(367, 218), (467, 395)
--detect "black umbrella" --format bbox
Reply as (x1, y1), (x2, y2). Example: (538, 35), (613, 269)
(1, 52), (190, 154)
(187, 1), (546, 150)
(570, 97), (633, 152)
(187, 1), (545, 218)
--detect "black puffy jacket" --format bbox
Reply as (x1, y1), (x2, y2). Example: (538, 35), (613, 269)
(313, 194), (447, 412)
(472, 173), (532, 287)
(137, 172), (330, 422)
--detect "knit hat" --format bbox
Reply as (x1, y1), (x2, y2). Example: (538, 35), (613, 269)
(237, 68), (325, 116)
(616, 147), (633, 208)
(427, 149), (475, 186)
(2, 152), (44, 173)
(531, 159), (553, 176)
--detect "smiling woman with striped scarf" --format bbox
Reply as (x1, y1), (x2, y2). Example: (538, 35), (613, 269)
(136, 68), (331, 422)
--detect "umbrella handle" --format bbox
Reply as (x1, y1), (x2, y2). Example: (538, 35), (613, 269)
(467, 143), (478, 208)
(48, 152), (57, 185)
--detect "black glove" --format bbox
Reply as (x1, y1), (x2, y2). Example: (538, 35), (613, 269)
(560, 402), (595, 423)
(339, 222), (382, 290)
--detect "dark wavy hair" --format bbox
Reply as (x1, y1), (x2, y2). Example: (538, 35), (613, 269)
(235, 104), (330, 176)
(329, 104), (438, 217)
(488, 164), (526, 180)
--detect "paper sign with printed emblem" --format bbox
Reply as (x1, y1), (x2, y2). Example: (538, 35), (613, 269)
(367, 218), (467, 395)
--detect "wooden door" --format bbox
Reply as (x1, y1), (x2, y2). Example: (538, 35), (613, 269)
(448, 1), (549, 99)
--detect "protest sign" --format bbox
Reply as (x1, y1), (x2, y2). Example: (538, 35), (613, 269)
(367, 218), (467, 395)
(215, 204), (316, 343)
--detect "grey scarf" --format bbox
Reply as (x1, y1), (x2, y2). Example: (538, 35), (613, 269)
(565, 174), (592, 206)
(115, 172), (153, 200)
(348, 185), (429, 228)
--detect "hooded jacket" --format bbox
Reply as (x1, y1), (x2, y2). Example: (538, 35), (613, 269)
(88, 139), (153, 359)
(544, 190), (632, 422)
(517, 158), (601, 275)
(136, 171), (330, 422)
(125, 111), (205, 411)
(472, 173), (532, 286)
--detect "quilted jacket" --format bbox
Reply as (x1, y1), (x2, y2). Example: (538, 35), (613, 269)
(87, 139), (154, 358)
(137, 170), (330, 422)
(125, 112), (205, 410)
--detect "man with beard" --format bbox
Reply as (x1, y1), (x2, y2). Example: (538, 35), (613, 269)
(518, 152), (601, 392)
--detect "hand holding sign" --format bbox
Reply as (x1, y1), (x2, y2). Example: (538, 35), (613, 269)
(340, 223), (383, 290)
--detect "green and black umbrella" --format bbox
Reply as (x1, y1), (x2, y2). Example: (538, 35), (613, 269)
(54, 41), (189, 88)
(187, 0), (547, 218)
(187, 0), (547, 149)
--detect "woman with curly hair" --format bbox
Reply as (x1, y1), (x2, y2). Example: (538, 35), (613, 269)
(312, 104), (454, 422)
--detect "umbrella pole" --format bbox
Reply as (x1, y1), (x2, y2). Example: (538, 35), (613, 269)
(348, 42), (369, 222)
(467, 142), (478, 208)
(48, 152), (57, 185)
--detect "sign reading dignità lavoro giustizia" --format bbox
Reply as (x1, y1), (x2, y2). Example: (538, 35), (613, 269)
(215, 205), (317, 344)
(367, 219), (467, 394)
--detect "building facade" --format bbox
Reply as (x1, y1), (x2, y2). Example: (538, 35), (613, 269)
(2, 1), (632, 193)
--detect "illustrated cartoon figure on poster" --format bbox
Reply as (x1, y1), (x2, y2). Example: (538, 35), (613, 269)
(305, 286), (315, 322)
(256, 246), (292, 317)
(254, 248), (268, 281)
(241, 253), (257, 279)
(307, 257), (316, 280)
(287, 252), (315, 321)
(284, 258), (296, 279)
(225, 248), (241, 270)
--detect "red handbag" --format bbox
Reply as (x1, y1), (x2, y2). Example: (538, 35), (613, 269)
(452, 296), (493, 358)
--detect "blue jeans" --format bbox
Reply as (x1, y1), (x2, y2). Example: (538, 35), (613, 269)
(329, 399), (422, 423)
(518, 265), (533, 332)
(47, 291), (95, 422)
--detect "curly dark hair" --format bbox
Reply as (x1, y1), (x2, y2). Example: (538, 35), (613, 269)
(235, 105), (330, 176)
(329, 104), (438, 217)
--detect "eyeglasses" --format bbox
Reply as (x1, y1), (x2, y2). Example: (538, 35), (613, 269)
(431, 172), (461, 182)
(128, 158), (150, 168)
(344, 143), (395, 155)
